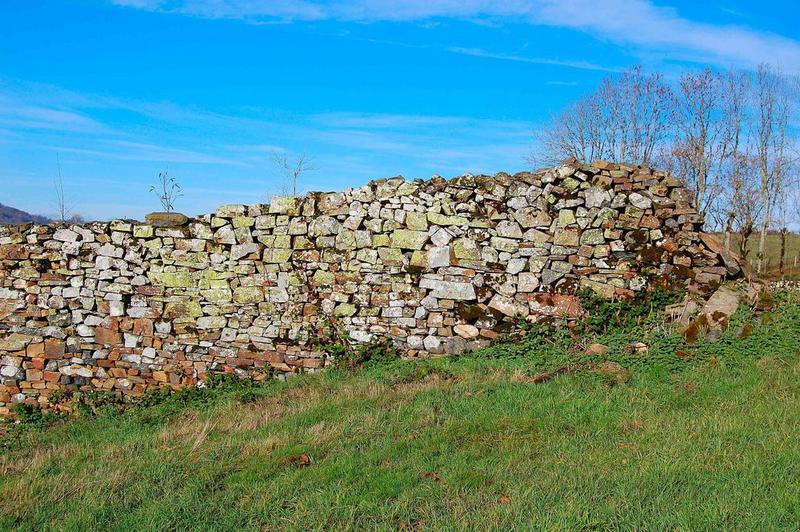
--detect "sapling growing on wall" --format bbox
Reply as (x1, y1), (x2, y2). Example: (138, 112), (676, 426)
(271, 151), (313, 197)
(150, 171), (183, 212)
(53, 153), (83, 223)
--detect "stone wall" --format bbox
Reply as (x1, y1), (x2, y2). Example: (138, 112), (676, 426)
(0, 160), (744, 414)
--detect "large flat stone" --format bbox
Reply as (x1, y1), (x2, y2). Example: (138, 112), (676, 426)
(420, 277), (476, 300)
(145, 212), (189, 227)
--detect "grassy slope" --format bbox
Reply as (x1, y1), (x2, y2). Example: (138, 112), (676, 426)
(1, 298), (800, 530)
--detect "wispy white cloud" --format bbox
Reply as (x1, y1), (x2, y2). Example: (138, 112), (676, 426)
(531, 0), (800, 72)
(45, 142), (243, 165)
(311, 112), (465, 129)
(109, 140), (245, 165)
(719, 7), (745, 18)
(109, 0), (528, 22)
(446, 47), (620, 72)
(109, 0), (800, 72)
(0, 94), (110, 134)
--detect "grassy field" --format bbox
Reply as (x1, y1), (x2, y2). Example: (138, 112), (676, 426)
(1, 291), (800, 530)
(723, 232), (800, 278)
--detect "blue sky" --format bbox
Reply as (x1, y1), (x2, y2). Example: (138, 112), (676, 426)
(1, 0), (799, 220)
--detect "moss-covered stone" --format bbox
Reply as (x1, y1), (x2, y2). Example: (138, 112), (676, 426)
(333, 303), (357, 317)
(233, 286), (264, 304)
(151, 272), (195, 288)
(389, 230), (429, 250)
(427, 213), (468, 226)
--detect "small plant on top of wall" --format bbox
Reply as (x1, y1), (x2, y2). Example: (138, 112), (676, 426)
(150, 171), (183, 212)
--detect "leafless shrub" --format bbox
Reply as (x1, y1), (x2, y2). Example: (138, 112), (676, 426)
(53, 153), (82, 223)
(150, 171), (183, 213)
(271, 151), (313, 197)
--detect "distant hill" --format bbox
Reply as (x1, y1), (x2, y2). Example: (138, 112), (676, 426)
(0, 203), (50, 225)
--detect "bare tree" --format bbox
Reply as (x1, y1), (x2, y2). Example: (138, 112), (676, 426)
(533, 91), (608, 165)
(727, 155), (764, 259)
(271, 151), (313, 197)
(720, 70), (751, 248)
(753, 63), (793, 273)
(150, 171), (183, 213)
(611, 67), (676, 165)
(533, 66), (674, 167)
(670, 69), (730, 219)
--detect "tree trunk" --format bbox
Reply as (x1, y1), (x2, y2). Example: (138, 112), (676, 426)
(724, 212), (734, 249)
(757, 187), (770, 273)
(739, 224), (753, 260)
(779, 227), (787, 280)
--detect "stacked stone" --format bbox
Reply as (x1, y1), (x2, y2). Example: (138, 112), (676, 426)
(0, 160), (743, 414)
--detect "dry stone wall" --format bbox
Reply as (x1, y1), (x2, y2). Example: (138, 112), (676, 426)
(0, 160), (744, 414)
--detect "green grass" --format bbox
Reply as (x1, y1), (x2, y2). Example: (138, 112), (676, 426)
(2, 294), (800, 530)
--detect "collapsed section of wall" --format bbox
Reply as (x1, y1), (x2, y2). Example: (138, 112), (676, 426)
(0, 160), (745, 413)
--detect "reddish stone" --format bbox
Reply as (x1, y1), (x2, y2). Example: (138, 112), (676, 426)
(663, 240), (679, 253)
(95, 327), (121, 346)
(44, 338), (65, 359)
(529, 294), (583, 319)
(226, 357), (253, 368)
(640, 216), (661, 229)
(480, 329), (500, 339)
(263, 351), (284, 364)
(241, 350), (267, 361)
(389, 326), (407, 337)
(42, 371), (61, 382)
(302, 358), (324, 369)
(269, 362), (292, 372)
(136, 285), (162, 296)
(26, 342), (44, 357)
(592, 161), (616, 171)
(614, 288), (635, 300)
(702, 266), (728, 276)
(174, 323), (195, 335)
(0, 244), (29, 260)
